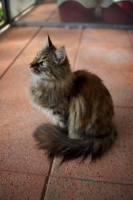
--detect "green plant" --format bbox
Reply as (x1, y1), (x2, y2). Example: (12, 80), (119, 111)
(0, 6), (5, 25)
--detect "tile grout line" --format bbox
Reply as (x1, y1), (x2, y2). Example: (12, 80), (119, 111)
(49, 175), (133, 187)
(127, 30), (133, 50)
(41, 158), (54, 200)
(46, 9), (57, 22)
(73, 28), (84, 71)
(0, 160), (54, 200)
(1, 168), (132, 187)
(0, 27), (42, 80)
(114, 105), (133, 109)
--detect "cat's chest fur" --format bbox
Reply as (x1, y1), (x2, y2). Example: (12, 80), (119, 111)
(29, 79), (69, 124)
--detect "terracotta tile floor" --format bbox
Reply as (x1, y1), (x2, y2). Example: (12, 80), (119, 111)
(19, 2), (60, 23)
(0, 5), (133, 200)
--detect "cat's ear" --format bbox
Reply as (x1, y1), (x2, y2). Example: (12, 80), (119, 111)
(55, 46), (66, 64)
(44, 34), (53, 48)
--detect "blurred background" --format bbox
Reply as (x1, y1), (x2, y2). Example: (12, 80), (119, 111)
(0, 0), (133, 30)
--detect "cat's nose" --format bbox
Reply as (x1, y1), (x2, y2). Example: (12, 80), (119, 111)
(30, 63), (34, 68)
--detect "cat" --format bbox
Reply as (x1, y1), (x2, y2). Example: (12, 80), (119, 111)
(29, 34), (117, 164)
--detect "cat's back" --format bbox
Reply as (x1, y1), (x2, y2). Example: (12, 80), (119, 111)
(72, 69), (113, 106)
(72, 69), (114, 118)
(73, 70), (103, 95)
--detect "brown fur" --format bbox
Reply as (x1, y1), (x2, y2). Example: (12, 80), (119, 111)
(29, 35), (116, 163)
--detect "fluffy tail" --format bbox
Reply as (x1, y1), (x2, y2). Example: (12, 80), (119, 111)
(33, 123), (116, 163)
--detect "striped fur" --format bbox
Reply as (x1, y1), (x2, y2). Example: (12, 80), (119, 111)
(29, 35), (117, 164)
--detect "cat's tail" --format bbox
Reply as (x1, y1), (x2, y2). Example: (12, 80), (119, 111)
(33, 123), (116, 164)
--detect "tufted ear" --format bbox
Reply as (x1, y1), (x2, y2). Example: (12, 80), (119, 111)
(44, 34), (53, 48)
(55, 46), (66, 64)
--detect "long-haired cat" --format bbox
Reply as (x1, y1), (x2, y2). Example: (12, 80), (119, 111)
(29, 35), (116, 164)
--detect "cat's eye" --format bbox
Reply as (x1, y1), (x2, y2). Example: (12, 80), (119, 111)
(41, 61), (47, 67)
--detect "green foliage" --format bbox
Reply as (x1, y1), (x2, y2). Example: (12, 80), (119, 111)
(0, 8), (5, 25)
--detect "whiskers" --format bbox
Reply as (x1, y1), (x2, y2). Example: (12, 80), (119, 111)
(22, 68), (29, 73)
(19, 65), (30, 75)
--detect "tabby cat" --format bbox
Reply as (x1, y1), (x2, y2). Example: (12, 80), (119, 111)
(29, 35), (116, 164)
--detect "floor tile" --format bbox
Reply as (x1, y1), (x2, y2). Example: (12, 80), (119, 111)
(0, 27), (39, 77)
(0, 116), (51, 174)
(0, 56), (50, 174)
(128, 30), (133, 46)
(74, 29), (133, 107)
(51, 107), (133, 185)
(44, 177), (133, 200)
(20, 4), (57, 22)
(79, 29), (132, 51)
(0, 171), (46, 200)
(48, 10), (60, 22)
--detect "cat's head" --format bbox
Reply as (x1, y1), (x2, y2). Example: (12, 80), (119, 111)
(30, 34), (72, 82)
